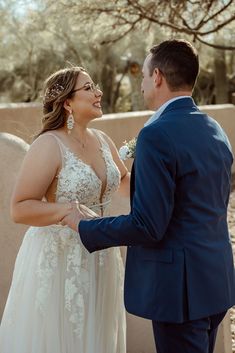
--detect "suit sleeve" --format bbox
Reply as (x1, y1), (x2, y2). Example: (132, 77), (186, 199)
(79, 126), (176, 252)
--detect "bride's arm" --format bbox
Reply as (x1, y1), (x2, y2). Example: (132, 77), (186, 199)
(99, 131), (130, 197)
(11, 134), (72, 226)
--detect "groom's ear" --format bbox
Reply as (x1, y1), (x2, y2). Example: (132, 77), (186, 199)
(154, 68), (163, 87)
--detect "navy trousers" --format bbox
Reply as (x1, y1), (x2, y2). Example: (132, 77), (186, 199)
(152, 311), (226, 353)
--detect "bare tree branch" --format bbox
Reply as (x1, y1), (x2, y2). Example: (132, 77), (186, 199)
(196, 35), (235, 50)
(196, 0), (233, 29)
(193, 0), (219, 30)
(100, 19), (140, 45)
(78, 0), (235, 50)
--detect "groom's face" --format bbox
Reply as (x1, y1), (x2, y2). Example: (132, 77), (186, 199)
(141, 54), (156, 110)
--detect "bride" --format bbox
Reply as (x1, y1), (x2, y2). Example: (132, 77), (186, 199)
(0, 66), (130, 353)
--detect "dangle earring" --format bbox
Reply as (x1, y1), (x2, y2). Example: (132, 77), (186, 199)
(67, 110), (74, 134)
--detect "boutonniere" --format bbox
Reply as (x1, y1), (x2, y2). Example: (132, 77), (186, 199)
(119, 137), (137, 160)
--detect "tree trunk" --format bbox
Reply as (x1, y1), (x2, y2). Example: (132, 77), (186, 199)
(127, 61), (144, 111)
(214, 37), (228, 104)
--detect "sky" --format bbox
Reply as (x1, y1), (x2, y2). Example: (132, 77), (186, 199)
(5, 0), (40, 17)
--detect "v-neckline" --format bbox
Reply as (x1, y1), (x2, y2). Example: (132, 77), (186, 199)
(53, 132), (108, 204)
(66, 148), (108, 201)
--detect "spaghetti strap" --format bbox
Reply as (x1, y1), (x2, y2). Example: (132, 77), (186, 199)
(92, 128), (109, 149)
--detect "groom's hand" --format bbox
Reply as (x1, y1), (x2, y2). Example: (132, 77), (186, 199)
(61, 203), (98, 232)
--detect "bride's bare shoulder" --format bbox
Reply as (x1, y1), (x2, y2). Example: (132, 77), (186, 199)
(22, 132), (62, 170)
(32, 131), (59, 145)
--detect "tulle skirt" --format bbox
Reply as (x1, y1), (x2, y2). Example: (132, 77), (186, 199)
(0, 225), (126, 353)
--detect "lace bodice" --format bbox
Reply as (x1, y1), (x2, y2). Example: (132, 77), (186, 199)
(29, 130), (122, 336)
(47, 130), (121, 215)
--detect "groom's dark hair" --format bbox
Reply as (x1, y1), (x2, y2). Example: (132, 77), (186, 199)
(149, 39), (199, 91)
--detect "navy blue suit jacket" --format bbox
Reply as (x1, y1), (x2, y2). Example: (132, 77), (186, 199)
(79, 97), (235, 322)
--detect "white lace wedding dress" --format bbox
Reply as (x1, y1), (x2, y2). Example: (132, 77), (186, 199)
(0, 131), (126, 353)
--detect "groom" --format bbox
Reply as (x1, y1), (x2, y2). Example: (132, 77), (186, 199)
(62, 39), (235, 353)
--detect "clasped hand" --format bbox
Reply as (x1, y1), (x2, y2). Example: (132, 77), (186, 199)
(60, 202), (98, 232)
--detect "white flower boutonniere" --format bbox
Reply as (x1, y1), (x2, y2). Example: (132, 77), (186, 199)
(119, 137), (137, 160)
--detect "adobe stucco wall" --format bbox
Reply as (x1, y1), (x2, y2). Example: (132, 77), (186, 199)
(1, 103), (234, 206)
(0, 102), (234, 172)
(0, 133), (29, 319)
(0, 103), (234, 352)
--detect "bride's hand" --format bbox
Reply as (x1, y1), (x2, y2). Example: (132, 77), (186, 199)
(78, 203), (99, 219)
(60, 202), (98, 231)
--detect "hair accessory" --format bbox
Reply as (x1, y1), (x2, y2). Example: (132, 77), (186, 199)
(45, 83), (64, 100)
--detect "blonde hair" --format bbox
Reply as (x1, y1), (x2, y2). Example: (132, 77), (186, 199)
(35, 66), (86, 138)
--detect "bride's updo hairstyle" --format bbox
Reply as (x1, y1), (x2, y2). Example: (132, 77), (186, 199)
(36, 66), (86, 138)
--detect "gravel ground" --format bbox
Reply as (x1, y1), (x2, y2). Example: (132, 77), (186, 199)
(228, 190), (235, 352)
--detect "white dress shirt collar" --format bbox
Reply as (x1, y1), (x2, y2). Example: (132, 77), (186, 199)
(144, 96), (191, 127)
